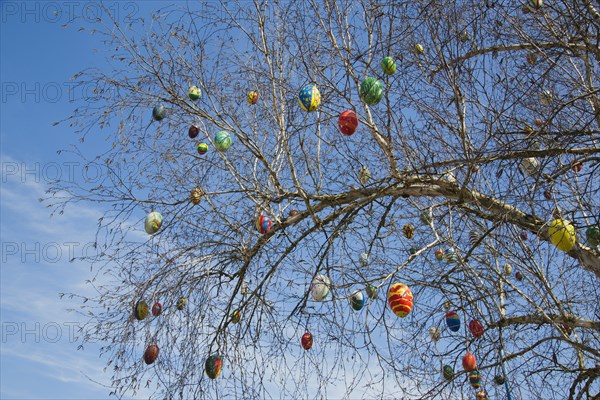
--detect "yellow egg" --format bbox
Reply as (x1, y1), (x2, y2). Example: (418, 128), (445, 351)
(548, 219), (576, 252)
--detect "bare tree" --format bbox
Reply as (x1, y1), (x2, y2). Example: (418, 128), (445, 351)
(51, 1), (600, 398)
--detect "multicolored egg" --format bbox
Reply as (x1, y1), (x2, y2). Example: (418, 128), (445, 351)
(445, 248), (457, 263)
(586, 226), (600, 247)
(350, 290), (364, 311)
(520, 231), (528, 240)
(548, 219), (576, 252)
(469, 371), (481, 389)
(338, 110), (359, 136)
(144, 211), (163, 234)
(571, 160), (583, 173)
(152, 105), (167, 121)
(442, 365), (454, 380)
(539, 89), (553, 106)
(301, 332), (313, 350)
(359, 77), (383, 106)
(247, 91), (258, 105)
(311, 274), (331, 301)
(413, 43), (424, 55)
(188, 86), (201, 101)
(429, 326), (441, 342)
(255, 212), (272, 235)
(197, 142), (209, 155)
(359, 252), (369, 267)
(445, 311), (460, 332)
(298, 84), (321, 112)
(214, 131), (232, 152)
(381, 56), (397, 75)
(469, 319), (484, 338)
(231, 309), (241, 324)
(476, 390), (487, 400)
(366, 284), (378, 300)
(462, 353), (477, 372)
(152, 302), (162, 317)
(134, 301), (149, 320)
(403, 224), (415, 239)
(435, 248), (445, 261)
(144, 343), (159, 365)
(469, 230), (480, 246)
(443, 301), (451, 311)
(188, 124), (200, 138)
(176, 297), (187, 310)
(521, 157), (540, 176)
(387, 283), (413, 318)
(190, 188), (203, 205)
(205, 355), (223, 379)
(493, 374), (505, 385)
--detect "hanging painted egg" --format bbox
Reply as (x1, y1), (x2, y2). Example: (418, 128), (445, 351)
(358, 166), (371, 184)
(586, 226), (600, 247)
(134, 301), (149, 320)
(413, 43), (424, 55)
(458, 30), (469, 42)
(144, 343), (159, 365)
(515, 271), (524, 281)
(493, 374), (505, 385)
(409, 246), (418, 255)
(403, 224), (415, 239)
(289, 209), (300, 218)
(420, 210), (432, 225)
(190, 188), (203, 205)
(521, 157), (540, 176)
(476, 390), (487, 400)
(197, 142), (209, 155)
(469, 371), (481, 389)
(469, 320), (484, 338)
(205, 355), (223, 379)
(301, 332), (313, 350)
(539, 89), (553, 106)
(435, 248), (445, 261)
(188, 86), (201, 101)
(442, 365), (454, 380)
(247, 91), (258, 105)
(255, 213), (272, 235)
(571, 160), (583, 173)
(350, 290), (365, 311)
(152, 302), (162, 317)
(469, 230), (480, 246)
(152, 105), (167, 121)
(445, 311), (460, 332)
(359, 77), (384, 106)
(214, 131), (232, 152)
(338, 110), (359, 136)
(462, 353), (477, 372)
(552, 206), (562, 219)
(298, 84), (321, 112)
(429, 326), (441, 342)
(529, 0), (542, 10)
(543, 189), (552, 200)
(442, 171), (457, 183)
(504, 263), (513, 276)
(359, 253), (369, 267)
(387, 283), (413, 318)
(548, 219), (576, 252)
(366, 285), (378, 300)
(188, 124), (200, 138)
(177, 297), (187, 310)
(445, 248), (457, 263)
(144, 211), (163, 234)
(520, 231), (528, 241)
(443, 301), (451, 311)
(526, 52), (538, 65)
(311, 274), (331, 301)
(381, 56), (397, 75)
(231, 309), (241, 324)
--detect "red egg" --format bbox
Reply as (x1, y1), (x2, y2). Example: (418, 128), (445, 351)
(462, 353), (477, 371)
(144, 343), (159, 365)
(338, 110), (359, 136)
(468, 320), (484, 338)
(301, 332), (313, 350)
(152, 302), (162, 316)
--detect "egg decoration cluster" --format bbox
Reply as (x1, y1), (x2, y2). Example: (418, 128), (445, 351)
(197, 143), (209, 155)
(205, 355), (223, 379)
(214, 131), (232, 152)
(469, 320), (484, 338)
(188, 86), (201, 101)
(387, 283), (413, 318)
(301, 332), (313, 350)
(144, 343), (159, 365)
(381, 56), (397, 75)
(152, 302), (162, 317)
(442, 365), (454, 380)
(338, 110), (359, 136)
(298, 84), (321, 112)
(311, 274), (331, 301)
(255, 213), (272, 235)
(247, 91), (258, 105)
(403, 224), (415, 239)
(462, 353), (477, 372)
(145, 211), (163, 235)
(445, 311), (460, 332)
(360, 77), (384, 105)
(350, 290), (364, 311)
(548, 219), (576, 252)
(152, 105), (167, 121)
(135, 301), (149, 320)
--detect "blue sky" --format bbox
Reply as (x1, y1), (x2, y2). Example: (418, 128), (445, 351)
(0, 2), (170, 398)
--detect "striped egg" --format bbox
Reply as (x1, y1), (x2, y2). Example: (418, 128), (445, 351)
(359, 77), (384, 105)
(188, 86), (201, 101)
(134, 301), (149, 320)
(205, 355), (223, 379)
(359, 252), (369, 267)
(469, 371), (481, 389)
(190, 188), (203, 205)
(197, 142), (209, 155)
(387, 283), (413, 318)
(403, 224), (415, 239)
(445, 311), (460, 332)
(350, 290), (364, 311)
(381, 56), (397, 75)
(469, 230), (480, 246)
(255, 213), (272, 235)
(214, 131), (232, 152)
(442, 365), (454, 380)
